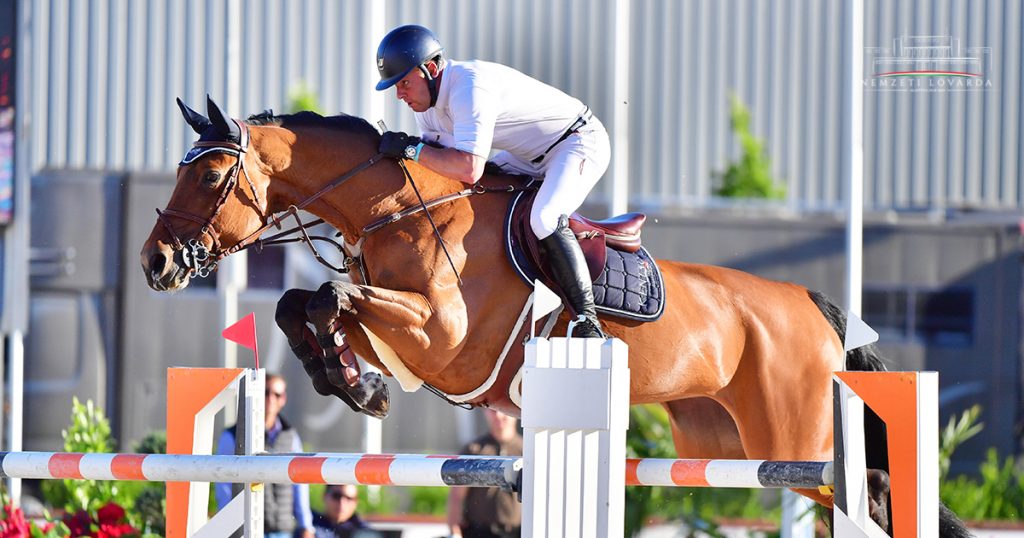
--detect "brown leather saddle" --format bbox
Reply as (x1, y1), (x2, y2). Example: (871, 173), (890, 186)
(495, 176), (665, 322)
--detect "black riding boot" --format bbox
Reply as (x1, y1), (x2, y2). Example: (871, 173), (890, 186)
(538, 217), (605, 338)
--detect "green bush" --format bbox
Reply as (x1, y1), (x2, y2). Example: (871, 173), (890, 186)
(624, 404), (773, 537)
(288, 82), (323, 114)
(714, 93), (786, 200)
(406, 486), (450, 516)
(40, 398), (144, 524)
(942, 449), (1024, 520)
(939, 405), (1024, 521)
(131, 431), (167, 536)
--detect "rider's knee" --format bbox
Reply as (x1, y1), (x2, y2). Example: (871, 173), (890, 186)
(530, 207), (562, 239)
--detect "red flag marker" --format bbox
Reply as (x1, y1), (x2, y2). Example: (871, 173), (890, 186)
(222, 312), (260, 369)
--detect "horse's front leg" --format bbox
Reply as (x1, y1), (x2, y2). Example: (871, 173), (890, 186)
(306, 280), (441, 410)
(305, 278), (438, 418)
(274, 288), (368, 415)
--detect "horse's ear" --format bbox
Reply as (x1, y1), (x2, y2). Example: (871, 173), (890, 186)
(177, 97), (212, 135)
(206, 95), (241, 142)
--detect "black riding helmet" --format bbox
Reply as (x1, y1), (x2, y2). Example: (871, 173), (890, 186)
(375, 25), (444, 106)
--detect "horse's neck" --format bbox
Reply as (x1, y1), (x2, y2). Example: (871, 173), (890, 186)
(252, 126), (382, 241)
(254, 125), (462, 244)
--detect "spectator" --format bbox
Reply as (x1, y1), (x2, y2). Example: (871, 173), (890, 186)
(312, 484), (369, 538)
(216, 373), (315, 538)
(446, 409), (522, 538)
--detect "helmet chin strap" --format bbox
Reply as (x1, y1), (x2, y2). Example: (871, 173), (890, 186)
(419, 63), (441, 108)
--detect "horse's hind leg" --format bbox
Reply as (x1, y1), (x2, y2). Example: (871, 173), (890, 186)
(663, 398), (745, 459)
(275, 288), (373, 415)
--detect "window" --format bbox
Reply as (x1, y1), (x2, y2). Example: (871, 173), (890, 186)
(915, 289), (973, 346)
(862, 287), (973, 347)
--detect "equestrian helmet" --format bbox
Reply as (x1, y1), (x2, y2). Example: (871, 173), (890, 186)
(375, 25), (444, 91)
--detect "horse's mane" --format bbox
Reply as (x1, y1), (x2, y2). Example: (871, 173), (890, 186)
(246, 110), (380, 140)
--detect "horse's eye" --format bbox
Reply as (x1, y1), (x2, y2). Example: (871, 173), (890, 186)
(202, 171), (221, 185)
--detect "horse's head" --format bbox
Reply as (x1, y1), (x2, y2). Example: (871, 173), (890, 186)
(141, 96), (271, 291)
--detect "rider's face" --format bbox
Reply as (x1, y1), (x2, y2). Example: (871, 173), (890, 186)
(394, 63), (437, 113)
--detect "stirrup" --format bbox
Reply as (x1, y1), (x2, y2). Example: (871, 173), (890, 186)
(567, 315), (605, 339)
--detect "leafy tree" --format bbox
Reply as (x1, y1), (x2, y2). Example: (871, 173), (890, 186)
(288, 82), (323, 114)
(715, 93), (786, 199)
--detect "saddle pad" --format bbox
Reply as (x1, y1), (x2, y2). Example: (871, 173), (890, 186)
(504, 192), (666, 322)
(592, 246), (666, 321)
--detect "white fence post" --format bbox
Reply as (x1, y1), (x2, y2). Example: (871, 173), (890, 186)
(521, 337), (630, 538)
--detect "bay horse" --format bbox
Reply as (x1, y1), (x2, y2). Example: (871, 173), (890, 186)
(141, 98), (968, 536)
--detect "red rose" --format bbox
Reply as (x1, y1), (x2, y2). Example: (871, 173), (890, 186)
(96, 503), (126, 525)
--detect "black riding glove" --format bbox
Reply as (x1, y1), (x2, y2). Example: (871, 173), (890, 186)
(378, 131), (422, 160)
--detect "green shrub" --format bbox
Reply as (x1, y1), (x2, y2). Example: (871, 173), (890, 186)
(40, 398), (143, 524)
(939, 404), (982, 481)
(288, 82), (323, 114)
(941, 448), (1024, 520)
(714, 93), (786, 200)
(624, 404), (774, 537)
(131, 431), (167, 536)
(939, 405), (1024, 521)
(406, 486), (449, 516)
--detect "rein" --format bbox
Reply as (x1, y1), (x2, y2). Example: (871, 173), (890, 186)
(160, 122), (532, 280)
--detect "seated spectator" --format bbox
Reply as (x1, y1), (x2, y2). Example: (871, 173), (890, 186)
(313, 484), (369, 538)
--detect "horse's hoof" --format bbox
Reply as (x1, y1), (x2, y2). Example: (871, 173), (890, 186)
(866, 468), (891, 532)
(310, 372), (337, 397)
(296, 355), (336, 397)
(325, 364), (347, 387)
(359, 372), (390, 419)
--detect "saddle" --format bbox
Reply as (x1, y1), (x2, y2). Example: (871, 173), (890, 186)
(497, 178), (666, 322)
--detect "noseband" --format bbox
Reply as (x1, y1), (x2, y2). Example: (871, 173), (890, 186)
(156, 120), (265, 277)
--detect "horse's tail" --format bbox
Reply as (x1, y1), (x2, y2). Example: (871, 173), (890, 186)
(808, 289), (973, 538)
(806, 289), (887, 372)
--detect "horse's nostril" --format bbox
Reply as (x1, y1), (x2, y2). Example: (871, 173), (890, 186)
(149, 252), (168, 276)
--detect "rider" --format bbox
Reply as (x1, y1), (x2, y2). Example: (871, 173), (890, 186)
(374, 24), (609, 338)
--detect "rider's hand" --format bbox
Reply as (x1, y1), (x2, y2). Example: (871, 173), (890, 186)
(379, 130), (422, 160)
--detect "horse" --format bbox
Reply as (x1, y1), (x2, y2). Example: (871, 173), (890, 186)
(141, 97), (969, 536)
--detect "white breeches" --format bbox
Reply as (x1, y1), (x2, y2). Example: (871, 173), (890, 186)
(489, 117), (611, 239)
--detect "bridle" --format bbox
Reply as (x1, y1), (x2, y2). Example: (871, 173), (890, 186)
(156, 120), (265, 277)
(157, 119), (386, 278)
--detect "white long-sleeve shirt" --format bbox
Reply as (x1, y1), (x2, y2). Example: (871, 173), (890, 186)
(415, 59), (588, 161)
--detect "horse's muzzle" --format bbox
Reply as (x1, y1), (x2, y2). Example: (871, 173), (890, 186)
(141, 243), (191, 291)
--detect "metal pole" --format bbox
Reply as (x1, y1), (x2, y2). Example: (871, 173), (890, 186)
(843, 0), (865, 316)
(609, 0), (631, 216)
(361, 0), (387, 504)
(2, 0), (35, 506)
(219, 0), (248, 428)
(4, 333), (23, 504)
